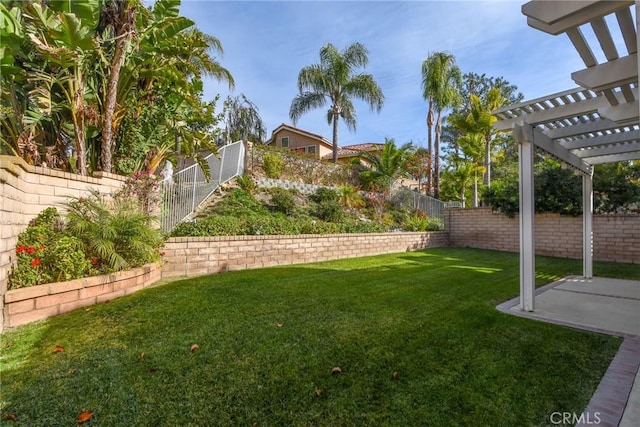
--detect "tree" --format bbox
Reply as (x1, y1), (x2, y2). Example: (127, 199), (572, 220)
(421, 52), (462, 198)
(405, 147), (431, 195)
(358, 138), (414, 191)
(222, 94), (266, 144)
(98, 0), (138, 173)
(290, 42), (384, 163)
(451, 73), (522, 188)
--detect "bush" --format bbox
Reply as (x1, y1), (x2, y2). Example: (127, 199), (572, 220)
(172, 216), (247, 237)
(262, 153), (284, 179)
(236, 174), (257, 193)
(401, 211), (444, 232)
(338, 185), (365, 209)
(8, 209), (95, 289)
(269, 188), (296, 215)
(310, 187), (338, 203)
(65, 191), (164, 272)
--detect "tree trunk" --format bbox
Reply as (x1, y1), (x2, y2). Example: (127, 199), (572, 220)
(426, 100), (434, 196)
(332, 112), (339, 163)
(101, 33), (129, 173)
(434, 110), (442, 199)
(72, 70), (88, 176)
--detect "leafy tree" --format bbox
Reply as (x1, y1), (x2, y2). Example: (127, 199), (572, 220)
(421, 52), (462, 198)
(222, 94), (266, 144)
(358, 138), (414, 191)
(405, 147), (431, 194)
(593, 162), (640, 213)
(290, 42), (384, 163)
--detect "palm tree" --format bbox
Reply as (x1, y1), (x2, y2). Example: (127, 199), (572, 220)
(358, 138), (414, 191)
(449, 88), (505, 188)
(421, 52), (462, 198)
(290, 42), (384, 163)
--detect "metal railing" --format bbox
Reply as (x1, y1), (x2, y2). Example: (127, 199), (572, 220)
(160, 141), (245, 232)
(390, 187), (448, 221)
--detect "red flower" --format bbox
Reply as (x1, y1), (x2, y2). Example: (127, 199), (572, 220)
(161, 251), (166, 257)
(40, 245), (45, 250)
(31, 258), (41, 267)
(17, 245), (27, 253)
(91, 257), (99, 265)
(26, 246), (36, 254)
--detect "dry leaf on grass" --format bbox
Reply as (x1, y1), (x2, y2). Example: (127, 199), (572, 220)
(53, 345), (64, 353)
(331, 366), (342, 374)
(190, 344), (199, 352)
(140, 352), (145, 359)
(2, 413), (17, 421)
(315, 387), (323, 397)
(77, 410), (93, 423)
(392, 371), (399, 380)
(275, 323), (283, 328)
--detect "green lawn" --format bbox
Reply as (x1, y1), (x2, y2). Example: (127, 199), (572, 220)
(1, 248), (639, 426)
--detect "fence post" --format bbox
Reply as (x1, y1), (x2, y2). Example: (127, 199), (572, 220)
(191, 165), (197, 213)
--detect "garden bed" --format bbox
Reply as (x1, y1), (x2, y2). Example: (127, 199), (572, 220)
(4, 263), (160, 328)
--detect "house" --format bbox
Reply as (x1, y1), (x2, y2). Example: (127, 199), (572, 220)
(321, 143), (384, 164)
(268, 124), (333, 159)
(269, 124), (388, 163)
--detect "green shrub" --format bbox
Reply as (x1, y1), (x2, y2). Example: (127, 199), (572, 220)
(269, 188), (296, 215)
(247, 214), (299, 235)
(401, 212), (444, 232)
(298, 220), (340, 235)
(9, 210), (94, 289)
(310, 187), (338, 203)
(65, 191), (164, 272)
(236, 174), (256, 193)
(172, 216), (247, 237)
(338, 185), (365, 209)
(262, 153), (284, 179)
(213, 189), (267, 216)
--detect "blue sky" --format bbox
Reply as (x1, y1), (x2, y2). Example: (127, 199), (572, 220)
(176, 0), (594, 148)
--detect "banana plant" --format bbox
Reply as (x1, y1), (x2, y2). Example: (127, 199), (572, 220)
(23, 1), (101, 175)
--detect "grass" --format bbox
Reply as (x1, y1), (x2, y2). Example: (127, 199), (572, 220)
(1, 248), (639, 426)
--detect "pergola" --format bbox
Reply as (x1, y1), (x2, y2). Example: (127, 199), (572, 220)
(493, 1), (639, 311)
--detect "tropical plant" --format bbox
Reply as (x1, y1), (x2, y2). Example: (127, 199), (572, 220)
(64, 191), (164, 271)
(289, 42), (384, 162)
(421, 52), (462, 198)
(338, 185), (365, 209)
(358, 138), (414, 191)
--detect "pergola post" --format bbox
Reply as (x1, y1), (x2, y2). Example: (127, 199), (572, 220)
(516, 123), (536, 312)
(583, 173), (594, 278)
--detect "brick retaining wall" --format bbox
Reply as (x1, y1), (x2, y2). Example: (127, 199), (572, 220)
(0, 155), (127, 330)
(3, 263), (160, 328)
(446, 208), (639, 264)
(162, 232), (449, 278)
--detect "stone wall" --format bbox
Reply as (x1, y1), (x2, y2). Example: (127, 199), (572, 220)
(4, 263), (160, 328)
(161, 232), (450, 278)
(446, 208), (639, 264)
(0, 155), (126, 330)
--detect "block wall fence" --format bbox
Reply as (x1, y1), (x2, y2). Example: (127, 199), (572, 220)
(446, 208), (639, 264)
(1, 157), (638, 330)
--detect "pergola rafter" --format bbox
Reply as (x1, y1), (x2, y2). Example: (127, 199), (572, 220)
(493, 0), (639, 312)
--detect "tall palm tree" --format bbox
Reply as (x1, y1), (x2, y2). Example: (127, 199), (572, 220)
(421, 52), (462, 198)
(290, 42), (384, 163)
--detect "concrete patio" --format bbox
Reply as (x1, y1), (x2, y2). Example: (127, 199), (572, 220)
(498, 276), (640, 427)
